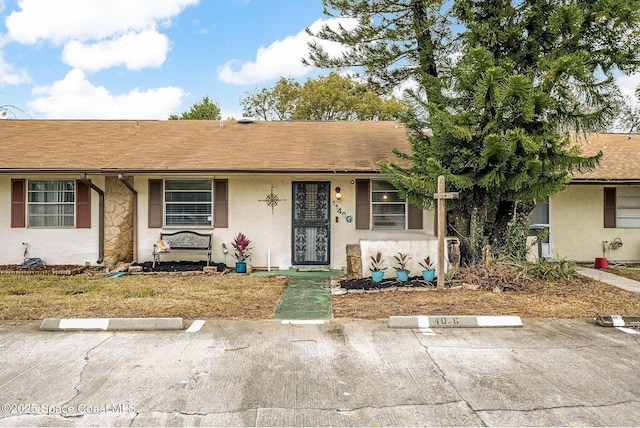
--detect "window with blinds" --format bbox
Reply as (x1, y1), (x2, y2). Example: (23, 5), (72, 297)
(164, 179), (213, 227)
(371, 180), (406, 229)
(615, 187), (640, 228)
(27, 180), (75, 227)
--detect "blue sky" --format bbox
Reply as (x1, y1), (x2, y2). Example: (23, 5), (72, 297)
(0, 0), (353, 119)
(1, 0), (639, 121)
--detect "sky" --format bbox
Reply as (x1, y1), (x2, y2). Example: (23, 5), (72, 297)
(0, 0), (354, 120)
(1, 0), (639, 122)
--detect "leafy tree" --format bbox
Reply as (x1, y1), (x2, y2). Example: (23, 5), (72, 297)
(613, 88), (640, 133)
(240, 73), (406, 121)
(169, 95), (221, 120)
(241, 78), (301, 120)
(307, 0), (640, 263)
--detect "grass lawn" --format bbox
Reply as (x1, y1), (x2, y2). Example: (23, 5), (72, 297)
(0, 268), (639, 320)
(0, 273), (287, 320)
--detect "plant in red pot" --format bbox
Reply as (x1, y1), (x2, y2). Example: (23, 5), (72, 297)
(231, 232), (252, 273)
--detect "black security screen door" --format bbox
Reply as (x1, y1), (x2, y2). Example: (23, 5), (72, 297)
(292, 182), (330, 265)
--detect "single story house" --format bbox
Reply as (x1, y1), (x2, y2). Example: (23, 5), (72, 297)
(2, 120), (636, 271)
(1, 120), (445, 275)
(548, 133), (640, 264)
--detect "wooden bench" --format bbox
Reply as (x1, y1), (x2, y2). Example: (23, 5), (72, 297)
(152, 231), (213, 268)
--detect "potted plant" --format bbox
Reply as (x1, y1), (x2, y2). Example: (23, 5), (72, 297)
(393, 252), (411, 282)
(419, 256), (436, 282)
(231, 232), (252, 273)
(369, 251), (386, 283)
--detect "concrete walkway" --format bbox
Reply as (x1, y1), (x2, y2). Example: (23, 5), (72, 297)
(576, 266), (640, 293)
(272, 276), (332, 320)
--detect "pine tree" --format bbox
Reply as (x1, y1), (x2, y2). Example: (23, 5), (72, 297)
(308, 0), (640, 262)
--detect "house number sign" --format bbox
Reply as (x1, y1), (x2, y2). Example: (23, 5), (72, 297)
(331, 201), (352, 222)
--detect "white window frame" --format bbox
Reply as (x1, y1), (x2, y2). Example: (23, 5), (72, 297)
(371, 180), (407, 230)
(164, 179), (213, 227)
(616, 187), (640, 228)
(27, 179), (75, 228)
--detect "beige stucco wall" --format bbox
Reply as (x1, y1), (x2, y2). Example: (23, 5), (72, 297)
(137, 174), (436, 270)
(0, 175), (103, 265)
(551, 184), (640, 262)
(0, 173), (437, 268)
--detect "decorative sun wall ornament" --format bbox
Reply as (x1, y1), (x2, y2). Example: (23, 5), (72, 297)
(259, 186), (285, 214)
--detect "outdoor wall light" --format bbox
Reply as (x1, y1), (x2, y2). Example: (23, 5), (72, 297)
(335, 187), (343, 201)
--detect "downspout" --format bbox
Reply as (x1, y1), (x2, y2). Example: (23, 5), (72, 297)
(117, 174), (138, 263)
(80, 173), (104, 264)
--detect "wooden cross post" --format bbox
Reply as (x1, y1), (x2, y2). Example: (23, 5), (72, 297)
(433, 175), (458, 289)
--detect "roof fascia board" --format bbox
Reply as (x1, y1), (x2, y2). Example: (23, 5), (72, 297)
(571, 179), (640, 184)
(0, 168), (384, 175)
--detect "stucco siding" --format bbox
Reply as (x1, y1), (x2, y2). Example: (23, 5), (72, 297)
(551, 184), (640, 262)
(136, 175), (435, 270)
(0, 176), (102, 265)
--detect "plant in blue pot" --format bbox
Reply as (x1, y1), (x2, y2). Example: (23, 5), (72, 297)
(393, 252), (411, 283)
(231, 232), (252, 274)
(369, 251), (386, 283)
(419, 256), (436, 282)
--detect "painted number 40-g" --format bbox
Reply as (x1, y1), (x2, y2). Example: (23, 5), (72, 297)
(432, 316), (460, 326)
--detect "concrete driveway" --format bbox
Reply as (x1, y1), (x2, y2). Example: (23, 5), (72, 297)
(0, 318), (639, 427)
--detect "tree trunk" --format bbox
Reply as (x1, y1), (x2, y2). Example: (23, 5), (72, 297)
(450, 209), (471, 265)
(491, 200), (515, 250)
(468, 188), (488, 264)
(492, 199), (537, 258)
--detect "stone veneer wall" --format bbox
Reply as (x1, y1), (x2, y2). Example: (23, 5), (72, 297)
(346, 244), (362, 279)
(104, 176), (134, 268)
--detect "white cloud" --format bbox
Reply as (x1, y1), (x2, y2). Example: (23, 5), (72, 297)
(0, 52), (30, 85)
(217, 17), (357, 85)
(27, 69), (185, 119)
(4, 0), (197, 73)
(5, 0), (199, 45)
(62, 30), (170, 72)
(616, 73), (640, 104)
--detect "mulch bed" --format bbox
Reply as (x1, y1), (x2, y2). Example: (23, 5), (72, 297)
(339, 276), (435, 290)
(131, 261), (228, 273)
(0, 264), (87, 276)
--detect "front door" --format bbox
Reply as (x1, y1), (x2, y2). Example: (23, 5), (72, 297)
(292, 182), (330, 265)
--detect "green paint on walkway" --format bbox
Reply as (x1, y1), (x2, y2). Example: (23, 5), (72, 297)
(253, 269), (345, 278)
(272, 276), (333, 320)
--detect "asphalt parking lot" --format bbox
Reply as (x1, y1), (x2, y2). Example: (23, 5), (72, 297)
(0, 318), (639, 427)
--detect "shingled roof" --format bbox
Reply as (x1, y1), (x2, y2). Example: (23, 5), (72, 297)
(1, 120), (638, 181)
(573, 133), (640, 183)
(0, 120), (410, 174)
